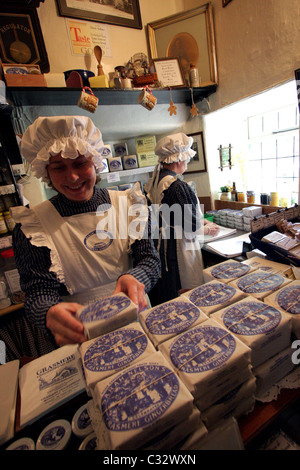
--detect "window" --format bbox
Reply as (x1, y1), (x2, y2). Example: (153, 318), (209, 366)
(247, 104), (299, 204)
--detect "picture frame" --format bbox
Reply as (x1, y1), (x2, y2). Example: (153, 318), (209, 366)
(185, 132), (207, 174)
(153, 57), (185, 88)
(147, 3), (218, 87)
(222, 0), (233, 7)
(0, 4), (49, 73)
(56, 0), (142, 30)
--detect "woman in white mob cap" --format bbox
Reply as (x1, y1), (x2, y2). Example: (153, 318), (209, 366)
(145, 132), (218, 306)
(10, 115), (160, 353)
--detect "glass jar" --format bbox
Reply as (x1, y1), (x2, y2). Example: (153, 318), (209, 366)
(247, 191), (255, 203)
(0, 212), (8, 236)
(3, 211), (15, 232)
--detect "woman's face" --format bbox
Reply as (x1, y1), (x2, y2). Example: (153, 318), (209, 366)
(47, 153), (96, 202)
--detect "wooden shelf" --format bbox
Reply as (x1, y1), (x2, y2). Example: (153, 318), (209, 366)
(6, 85), (217, 107)
(214, 199), (281, 215)
(0, 302), (24, 318)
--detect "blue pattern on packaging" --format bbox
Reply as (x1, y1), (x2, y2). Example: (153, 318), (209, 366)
(222, 301), (281, 335)
(145, 301), (200, 335)
(101, 363), (179, 431)
(169, 325), (236, 373)
(276, 285), (300, 314)
(237, 272), (284, 293)
(79, 295), (131, 322)
(211, 262), (250, 279)
(189, 283), (236, 307)
(84, 328), (148, 371)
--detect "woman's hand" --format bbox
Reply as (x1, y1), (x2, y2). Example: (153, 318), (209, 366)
(46, 302), (87, 347)
(204, 221), (220, 237)
(113, 274), (148, 312)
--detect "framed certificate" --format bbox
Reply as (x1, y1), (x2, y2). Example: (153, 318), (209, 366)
(153, 57), (185, 88)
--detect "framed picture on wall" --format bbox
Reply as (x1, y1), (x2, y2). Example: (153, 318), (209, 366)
(147, 3), (218, 86)
(56, 0), (142, 30)
(153, 57), (185, 87)
(0, 3), (49, 73)
(185, 132), (207, 174)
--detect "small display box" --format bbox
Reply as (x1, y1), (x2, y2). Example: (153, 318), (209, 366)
(0, 61), (46, 87)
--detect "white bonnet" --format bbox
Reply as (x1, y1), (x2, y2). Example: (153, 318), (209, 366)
(21, 115), (104, 184)
(155, 132), (196, 164)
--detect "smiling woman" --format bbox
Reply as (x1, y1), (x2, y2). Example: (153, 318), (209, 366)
(8, 115), (160, 357)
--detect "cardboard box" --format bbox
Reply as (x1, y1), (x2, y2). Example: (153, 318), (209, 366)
(137, 152), (158, 168)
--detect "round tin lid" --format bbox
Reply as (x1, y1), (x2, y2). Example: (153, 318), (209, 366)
(72, 403), (93, 438)
(6, 437), (35, 450)
(36, 419), (71, 450)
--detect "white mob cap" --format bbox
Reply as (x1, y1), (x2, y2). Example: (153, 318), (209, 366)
(21, 115), (104, 184)
(155, 132), (196, 164)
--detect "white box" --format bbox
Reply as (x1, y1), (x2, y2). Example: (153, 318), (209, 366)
(158, 318), (251, 403)
(181, 280), (246, 316)
(139, 296), (208, 348)
(76, 293), (138, 340)
(203, 259), (256, 284)
(264, 280), (300, 338)
(93, 351), (194, 450)
(80, 322), (156, 394)
(211, 296), (292, 367)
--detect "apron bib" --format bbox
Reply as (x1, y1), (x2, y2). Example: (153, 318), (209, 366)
(32, 190), (131, 304)
(148, 174), (204, 290)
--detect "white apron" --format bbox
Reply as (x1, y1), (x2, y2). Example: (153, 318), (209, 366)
(12, 186), (147, 305)
(147, 174), (204, 289)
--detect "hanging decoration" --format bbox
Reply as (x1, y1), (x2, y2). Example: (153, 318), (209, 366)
(190, 88), (199, 118)
(168, 88), (177, 116)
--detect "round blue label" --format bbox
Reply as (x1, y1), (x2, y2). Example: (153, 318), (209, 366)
(145, 300), (200, 335)
(189, 282), (237, 307)
(211, 262), (250, 280)
(236, 272), (284, 293)
(101, 363), (179, 431)
(222, 301), (281, 336)
(84, 230), (113, 251)
(169, 325), (236, 373)
(41, 425), (65, 447)
(84, 328), (148, 372)
(77, 408), (91, 430)
(277, 285), (300, 315)
(125, 158), (136, 168)
(79, 295), (131, 323)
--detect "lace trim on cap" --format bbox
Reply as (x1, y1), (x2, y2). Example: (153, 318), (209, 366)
(30, 136), (104, 184)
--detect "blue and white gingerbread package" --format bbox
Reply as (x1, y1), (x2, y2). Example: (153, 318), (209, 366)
(199, 376), (256, 429)
(18, 345), (86, 428)
(241, 256), (294, 279)
(253, 347), (294, 398)
(181, 280), (246, 316)
(264, 280), (300, 339)
(92, 351), (194, 450)
(211, 296), (292, 368)
(228, 269), (292, 301)
(158, 318), (252, 409)
(203, 259), (256, 284)
(76, 293), (138, 339)
(80, 322), (156, 395)
(139, 297), (208, 348)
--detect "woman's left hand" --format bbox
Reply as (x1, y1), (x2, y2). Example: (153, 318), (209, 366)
(113, 274), (148, 312)
(204, 221), (220, 237)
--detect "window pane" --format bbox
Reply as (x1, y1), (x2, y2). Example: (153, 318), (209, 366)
(277, 157), (294, 178)
(278, 105), (298, 130)
(277, 134), (294, 157)
(248, 141), (261, 160)
(261, 138), (276, 159)
(261, 160), (277, 192)
(263, 110), (278, 134)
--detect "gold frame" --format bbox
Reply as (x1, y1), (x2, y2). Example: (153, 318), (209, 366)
(147, 3), (218, 87)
